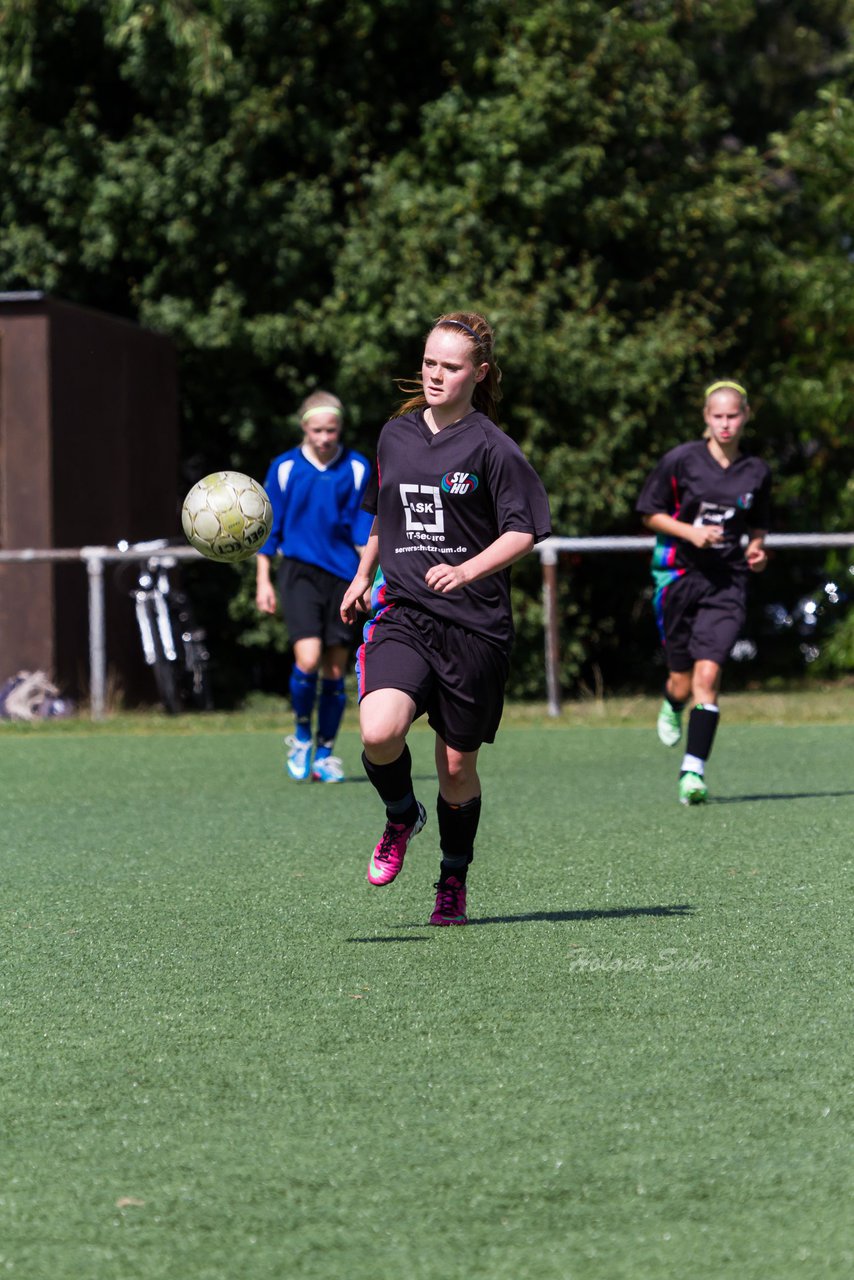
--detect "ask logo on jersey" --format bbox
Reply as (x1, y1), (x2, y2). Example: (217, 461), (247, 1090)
(398, 473), (479, 542)
(399, 483), (444, 535)
(441, 471), (479, 495)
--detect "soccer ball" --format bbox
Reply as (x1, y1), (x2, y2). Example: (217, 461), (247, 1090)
(181, 471), (273, 563)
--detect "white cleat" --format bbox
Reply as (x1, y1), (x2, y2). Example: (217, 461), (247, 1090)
(285, 735), (312, 781)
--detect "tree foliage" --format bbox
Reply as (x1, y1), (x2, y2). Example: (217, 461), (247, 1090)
(1, 0), (852, 696)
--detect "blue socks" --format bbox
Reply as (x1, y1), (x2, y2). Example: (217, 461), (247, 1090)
(289, 669), (346, 758)
(289, 666), (317, 742)
(315, 677), (346, 761)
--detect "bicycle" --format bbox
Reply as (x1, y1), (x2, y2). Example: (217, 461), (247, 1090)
(117, 539), (213, 713)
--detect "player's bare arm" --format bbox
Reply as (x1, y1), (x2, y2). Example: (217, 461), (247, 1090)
(643, 512), (723, 549)
(424, 530), (535, 595)
(340, 528), (380, 622)
(746, 531), (769, 572)
(255, 552), (278, 614)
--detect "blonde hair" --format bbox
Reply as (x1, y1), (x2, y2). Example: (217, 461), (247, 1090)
(395, 311), (503, 424)
(298, 390), (343, 425)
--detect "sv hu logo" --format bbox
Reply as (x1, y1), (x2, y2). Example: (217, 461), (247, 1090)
(441, 471), (479, 495)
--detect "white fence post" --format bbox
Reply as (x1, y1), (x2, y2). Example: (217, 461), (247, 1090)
(540, 541), (562, 718)
(84, 550), (107, 721)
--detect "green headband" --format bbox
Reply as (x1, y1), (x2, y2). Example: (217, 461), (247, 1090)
(301, 404), (342, 423)
(704, 380), (747, 400)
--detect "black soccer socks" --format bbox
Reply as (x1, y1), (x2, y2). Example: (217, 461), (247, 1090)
(437, 792), (482, 882)
(684, 703), (720, 766)
(362, 745), (419, 827)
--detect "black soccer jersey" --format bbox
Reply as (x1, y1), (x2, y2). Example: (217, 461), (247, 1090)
(636, 439), (771, 577)
(363, 409), (551, 648)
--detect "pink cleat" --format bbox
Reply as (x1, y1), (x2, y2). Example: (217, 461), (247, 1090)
(366, 802), (427, 886)
(429, 876), (468, 926)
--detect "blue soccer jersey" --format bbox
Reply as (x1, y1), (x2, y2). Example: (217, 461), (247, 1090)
(259, 445), (374, 580)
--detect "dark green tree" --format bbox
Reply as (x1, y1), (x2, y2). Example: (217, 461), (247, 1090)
(317, 0), (854, 690)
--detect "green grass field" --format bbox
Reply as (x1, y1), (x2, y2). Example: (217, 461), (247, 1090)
(2, 701), (852, 1279)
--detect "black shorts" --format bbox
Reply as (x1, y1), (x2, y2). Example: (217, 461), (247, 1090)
(662, 571), (747, 670)
(277, 558), (359, 649)
(356, 602), (510, 753)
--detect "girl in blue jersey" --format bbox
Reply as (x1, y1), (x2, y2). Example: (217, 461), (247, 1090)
(256, 391), (374, 782)
(636, 380), (771, 804)
(340, 312), (551, 924)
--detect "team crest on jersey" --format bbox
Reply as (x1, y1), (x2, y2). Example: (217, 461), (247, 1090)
(737, 492), (754, 510)
(441, 471), (479, 495)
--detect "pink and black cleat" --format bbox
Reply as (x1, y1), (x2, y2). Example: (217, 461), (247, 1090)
(429, 876), (468, 926)
(366, 802), (427, 886)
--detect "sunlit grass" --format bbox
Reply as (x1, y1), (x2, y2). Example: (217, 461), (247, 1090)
(1, 715), (852, 1278)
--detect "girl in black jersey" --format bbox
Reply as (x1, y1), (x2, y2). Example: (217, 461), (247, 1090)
(636, 381), (771, 805)
(340, 311), (551, 924)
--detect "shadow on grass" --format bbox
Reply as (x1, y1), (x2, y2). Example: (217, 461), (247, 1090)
(347, 904), (695, 938)
(465, 903), (695, 927)
(711, 790), (854, 804)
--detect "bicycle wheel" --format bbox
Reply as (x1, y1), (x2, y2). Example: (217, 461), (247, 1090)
(184, 639), (213, 711)
(146, 601), (182, 713)
(188, 670), (213, 711)
(152, 651), (181, 713)
(173, 593), (212, 712)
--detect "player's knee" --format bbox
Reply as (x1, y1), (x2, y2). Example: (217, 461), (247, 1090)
(691, 665), (720, 704)
(360, 716), (405, 758)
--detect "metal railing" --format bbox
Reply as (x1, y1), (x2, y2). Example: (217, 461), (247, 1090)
(2, 532), (853, 721)
(535, 533), (854, 717)
(0, 543), (203, 720)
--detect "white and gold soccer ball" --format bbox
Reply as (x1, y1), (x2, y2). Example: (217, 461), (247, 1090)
(181, 471), (273, 564)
